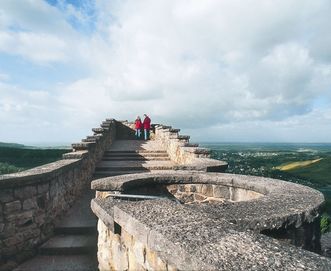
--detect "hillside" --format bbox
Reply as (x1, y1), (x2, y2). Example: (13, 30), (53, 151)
(0, 142), (25, 148)
(0, 146), (70, 175)
(275, 158), (323, 171)
(284, 157), (331, 186)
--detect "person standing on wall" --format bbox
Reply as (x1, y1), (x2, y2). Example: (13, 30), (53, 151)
(143, 114), (151, 140)
(135, 116), (143, 139)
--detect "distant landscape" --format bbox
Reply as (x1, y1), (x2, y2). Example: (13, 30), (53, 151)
(201, 142), (331, 232)
(1, 141), (330, 232)
(0, 142), (70, 174)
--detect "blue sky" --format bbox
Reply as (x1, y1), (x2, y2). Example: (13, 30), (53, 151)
(0, 0), (331, 144)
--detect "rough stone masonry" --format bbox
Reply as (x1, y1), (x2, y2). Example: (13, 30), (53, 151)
(1, 119), (331, 271)
(91, 171), (331, 271)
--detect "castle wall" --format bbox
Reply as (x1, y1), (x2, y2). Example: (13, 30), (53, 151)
(154, 125), (227, 172)
(0, 119), (116, 269)
(91, 172), (331, 270)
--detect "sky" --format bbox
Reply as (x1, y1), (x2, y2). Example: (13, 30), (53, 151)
(0, 0), (331, 144)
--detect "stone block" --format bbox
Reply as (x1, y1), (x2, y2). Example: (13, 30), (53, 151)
(167, 263), (178, 271)
(213, 185), (230, 199)
(23, 198), (38, 210)
(14, 186), (37, 200)
(37, 183), (49, 194)
(0, 223), (15, 238)
(0, 260), (17, 271)
(4, 200), (21, 214)
(21, 226), (40, 240)
(111, 236), (129, 270)
(189, 185), (197, 192)
(34, 213), (46, 225)
(0, 223), (4, 233)
(0, 189), (14, 203)
(3, 234), (23, 247)
(201, 184), (213, 197)
(193, 184), (202, 193)
(132, 239), (145, 266)
(194, 194), (207, 202)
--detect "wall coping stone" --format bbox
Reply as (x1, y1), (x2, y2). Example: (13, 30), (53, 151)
(177, 135), (190, 140)
(174, 157), (228, 171)
(92, 128), (107, 134)
(72, 142), (96, 151)
(92, 194), (331, 270)
(0, 159), (81, 188)
(63, 150), (89, 159)
(181, 147), (210, 154)
(91, 171), (324, 231)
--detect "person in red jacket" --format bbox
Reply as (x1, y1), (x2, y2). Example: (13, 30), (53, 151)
(134, 116), (143, 139)
(142, 114), (151, 140)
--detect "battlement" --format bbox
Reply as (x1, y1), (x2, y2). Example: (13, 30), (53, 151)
(0, 118), (227, 270)
(1, 118), (330, 270)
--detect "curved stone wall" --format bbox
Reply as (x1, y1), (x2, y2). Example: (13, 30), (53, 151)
(91, 171), (331, 270)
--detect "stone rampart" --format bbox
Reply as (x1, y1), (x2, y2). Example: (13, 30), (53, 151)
(0, 119), (116, 269)
(0, 118), (225, 270)
(91, 172), (331, 270)
(154, 125), (227, 172)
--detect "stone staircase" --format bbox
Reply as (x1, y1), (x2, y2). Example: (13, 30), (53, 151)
(14, 192), (98, 271)
(94, 140), (175, 178)
(13, 140), (174, 271)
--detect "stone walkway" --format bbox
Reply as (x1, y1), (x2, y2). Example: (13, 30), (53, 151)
(14, 140), (174, 271)
(14, 191), (97, 271)
(94, 140), (176, 178)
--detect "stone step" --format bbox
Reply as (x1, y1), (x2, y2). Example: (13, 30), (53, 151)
(103, 154), (169, 159)
(95, 165), (174, 171)
(13, 255), (97, 271)
(104, 150), (167, 154)
(54, 224), (96, 235)
(97, 160), (174, 166)
(103, 152), (168, 156)
(54, 191), (97, 235)
(102, 156), (170, 161)
(39, 234), (96, 255)
(93, 170), (149, 177)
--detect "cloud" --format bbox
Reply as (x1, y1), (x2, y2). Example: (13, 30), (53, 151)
(0, 0), (331, 143)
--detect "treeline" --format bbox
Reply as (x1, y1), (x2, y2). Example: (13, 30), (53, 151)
(0, 147), (70, 174)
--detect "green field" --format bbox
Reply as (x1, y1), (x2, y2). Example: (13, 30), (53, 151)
(285, 157), (331, 185)
(202, 143), (331, 210)
(0, 144), (70, 175)
(202, 142), (331, 232)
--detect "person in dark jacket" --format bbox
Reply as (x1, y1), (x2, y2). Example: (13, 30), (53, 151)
(134, 116), (143, 139)
(142, 114), (151, 140)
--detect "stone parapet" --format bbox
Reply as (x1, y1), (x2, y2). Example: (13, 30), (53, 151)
(154, 125), (228, 171)
(0, 118), (117, 270)
(91, 172), (331, 270)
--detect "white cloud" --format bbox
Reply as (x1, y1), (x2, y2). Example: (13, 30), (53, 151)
(0, 31), (68, 62)
(0, 0), (331, 143)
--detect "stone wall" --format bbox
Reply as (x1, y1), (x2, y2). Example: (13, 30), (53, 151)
(115, 120), (136, 140)
(154, 125), (227, 172)
(96, 219), (177, 271)
(0, 118), (116, 270)
(91, 172), (331, 270)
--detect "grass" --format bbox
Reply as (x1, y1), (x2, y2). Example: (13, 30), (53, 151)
(284, 157), (331, 186)
(275, 158), (323, 171)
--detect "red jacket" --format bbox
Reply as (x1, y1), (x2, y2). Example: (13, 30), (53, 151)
(135, 119), (142, 129)
(143, 116), (151, 129)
